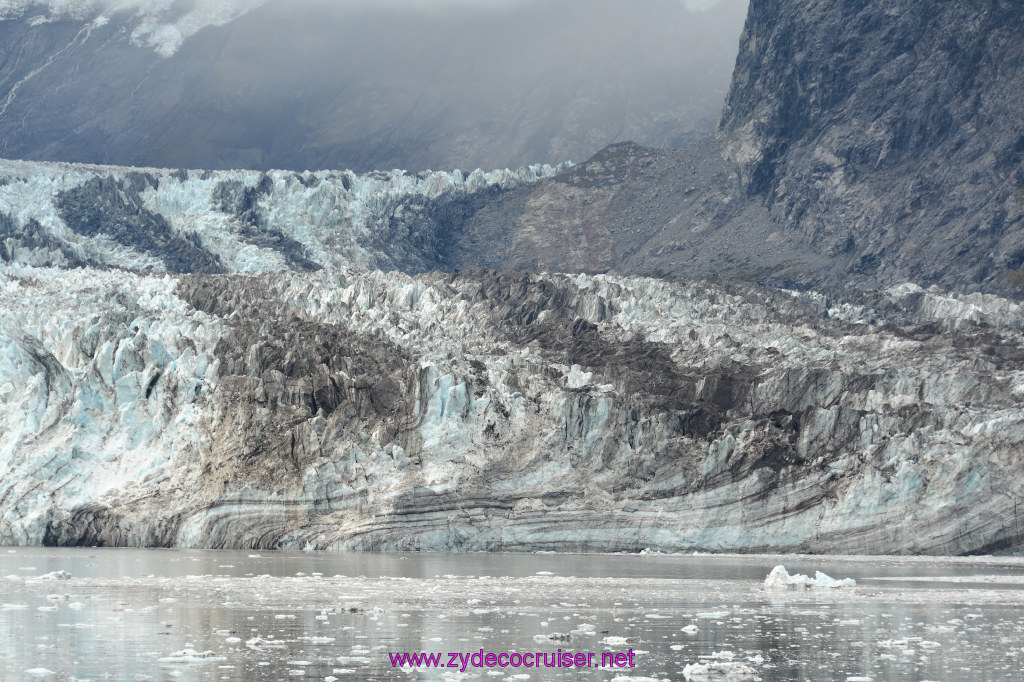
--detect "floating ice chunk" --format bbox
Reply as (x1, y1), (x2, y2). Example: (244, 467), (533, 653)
(35, 570), (71, 581)
(67, 602), (86, 610)
(682, 625), (700, 634)
(846, 677), (873, 682)
(535, 571), (554, 576)
(644, 613), (671, 619)
(158, 649), (226, 663)
(764, 566), (855, 590)
(682, 661), (761, 680)
(225, 637), (241, 644)
(696, 611), (730, 619)
(601, 635), (641, 646)
(247, 637), (287, 651)
(534, 632), (572, 643)
(25, 670), (54, 678)
(1, 604), (29, 610)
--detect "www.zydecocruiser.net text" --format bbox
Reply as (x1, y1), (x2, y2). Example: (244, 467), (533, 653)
(389, 649), (637, 672)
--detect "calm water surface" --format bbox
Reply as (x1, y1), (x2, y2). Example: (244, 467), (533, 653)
(2, 548), (1023, 681)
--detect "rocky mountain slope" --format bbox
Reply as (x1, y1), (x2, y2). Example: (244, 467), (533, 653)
(0, 0), (746, 172)
(3, 264), (1022, 553)
(425, 0), (1024, 295)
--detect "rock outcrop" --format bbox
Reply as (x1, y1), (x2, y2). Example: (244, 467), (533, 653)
(447, 0), (1024, 295)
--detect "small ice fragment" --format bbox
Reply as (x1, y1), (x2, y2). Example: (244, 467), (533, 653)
(158, 649), (226, 663)
(35, 571), (71, 581)
(696, 611), (729, 619)
(25, 670), (54, 678)
(644, 613), (670, 619)
(68, 602), (85, 610)
(846, 677), (873, 682)
(159, 598), (176, 603)
(601, 636), (641, 646)
(2, 604), (29, 610)
(682, 625), (700, 634)
(534, 632), (572, 643)
(535, 571), (554, 575)
(682, 661), (760, 680)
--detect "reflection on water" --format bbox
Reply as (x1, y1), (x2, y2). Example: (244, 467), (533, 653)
(2, 548), (1023, 680)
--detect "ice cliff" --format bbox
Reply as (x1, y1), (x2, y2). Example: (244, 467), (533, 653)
(2, 256), (1022, 553)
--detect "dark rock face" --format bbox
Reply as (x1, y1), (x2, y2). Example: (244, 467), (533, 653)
(463, 1), (1024, 295)
(718, 0), (1024, 291)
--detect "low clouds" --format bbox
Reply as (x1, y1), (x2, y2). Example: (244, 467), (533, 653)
(0, 0), (270, 56)
(0, 0), (739, 57)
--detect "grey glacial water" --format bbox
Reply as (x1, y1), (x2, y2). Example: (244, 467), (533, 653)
(2, 548), (1024, 681)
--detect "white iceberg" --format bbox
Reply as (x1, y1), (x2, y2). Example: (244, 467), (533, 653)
(764, 565), (856, 590)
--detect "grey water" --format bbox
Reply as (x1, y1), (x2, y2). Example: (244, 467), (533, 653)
(2, 547), (1024, 681)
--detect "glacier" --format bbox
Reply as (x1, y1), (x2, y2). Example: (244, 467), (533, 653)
(2, 195), (1024, 553)
(1, 158), (1023, 553)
